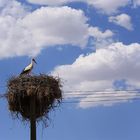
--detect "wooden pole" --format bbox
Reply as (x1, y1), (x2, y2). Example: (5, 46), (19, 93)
(30, 96), (36, 140)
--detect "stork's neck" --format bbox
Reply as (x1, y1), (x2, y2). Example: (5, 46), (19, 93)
(31, 59), (34, 65)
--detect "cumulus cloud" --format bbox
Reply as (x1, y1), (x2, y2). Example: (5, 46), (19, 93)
(88, 27), (114, 48)
(109, 13), (133, 30)
(52, 42), (140, 108)
(21, 6), (89, 48)
(27, 0), (73, 6)
(0, 4), (91, 59)
(1, 0), (28, 18)
(0, 0), (34, 58)
(0, 0), (115, 59)
(86, 0), (131, 14)
(88, 27), (114, 39)
(27, 0), (131, 14)
(0, 0), (9, 7)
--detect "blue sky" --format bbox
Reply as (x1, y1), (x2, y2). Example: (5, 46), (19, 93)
(1, 0), (140, 140)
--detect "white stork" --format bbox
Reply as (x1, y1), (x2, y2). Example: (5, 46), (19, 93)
(20, 58), (37, 76)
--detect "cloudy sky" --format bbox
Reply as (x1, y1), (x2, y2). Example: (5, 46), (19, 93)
(1, 0), (140, 140)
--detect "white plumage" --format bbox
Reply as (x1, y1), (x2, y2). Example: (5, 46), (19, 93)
(20, 58), (37, 76)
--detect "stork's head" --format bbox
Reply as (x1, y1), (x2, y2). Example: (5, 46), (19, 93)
(32, 58), (37, 64)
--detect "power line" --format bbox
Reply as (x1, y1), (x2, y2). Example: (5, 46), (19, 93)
(62, 91), (140, 104)
(64, 94), (140, 99)
(62, 97), (140, 104)
(63, 90), (140, 93)
(63, 90), (140, 97)
(64, 92), (140, 96)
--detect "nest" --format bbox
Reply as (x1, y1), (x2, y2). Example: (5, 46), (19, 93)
(6, 74), (62, 122)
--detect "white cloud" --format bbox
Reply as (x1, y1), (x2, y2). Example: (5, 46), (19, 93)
(86, 0), (131, 14)
(109, 13), (133, 31)
(0, 0), (34, 58)
(1, 0), (28, 18)
(0, 0), (9, 7)
(0, 1), (115, 59)
(21, 6), (89, 48)
(88, 27), (114, 48)
(27, 0), (131, 14)
(52, 42), (140, 108)
(27, 0), (72, 6)
(88, 27), (114, 39)
(0, 4), (91, 59)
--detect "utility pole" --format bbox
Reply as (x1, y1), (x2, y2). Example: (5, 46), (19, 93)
(30, 96), (36, 140)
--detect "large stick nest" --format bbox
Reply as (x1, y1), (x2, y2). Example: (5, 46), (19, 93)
(7, 74), (62, 122)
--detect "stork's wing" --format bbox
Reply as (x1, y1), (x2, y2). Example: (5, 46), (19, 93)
(20, 64), (33, 75)
(20, 68), (30, 75)
(20, 69), (26, 75)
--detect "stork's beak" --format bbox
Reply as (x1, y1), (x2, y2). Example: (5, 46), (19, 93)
(33, 59), (37, 64)
(34, 60), (37, 64)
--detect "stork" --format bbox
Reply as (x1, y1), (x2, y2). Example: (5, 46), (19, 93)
(20, 58), (37, 76)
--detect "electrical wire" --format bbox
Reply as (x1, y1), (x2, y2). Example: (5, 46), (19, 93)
(62, 90), (140, 104)
(62, 97), (140, 104)
(64, 94), (140, 99)
(63, 89), (140, 93)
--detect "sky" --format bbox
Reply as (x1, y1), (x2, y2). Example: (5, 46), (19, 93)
(1, 0), (140, 140)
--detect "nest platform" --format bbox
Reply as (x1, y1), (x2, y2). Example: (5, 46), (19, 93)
(7, 74), (62, 121)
